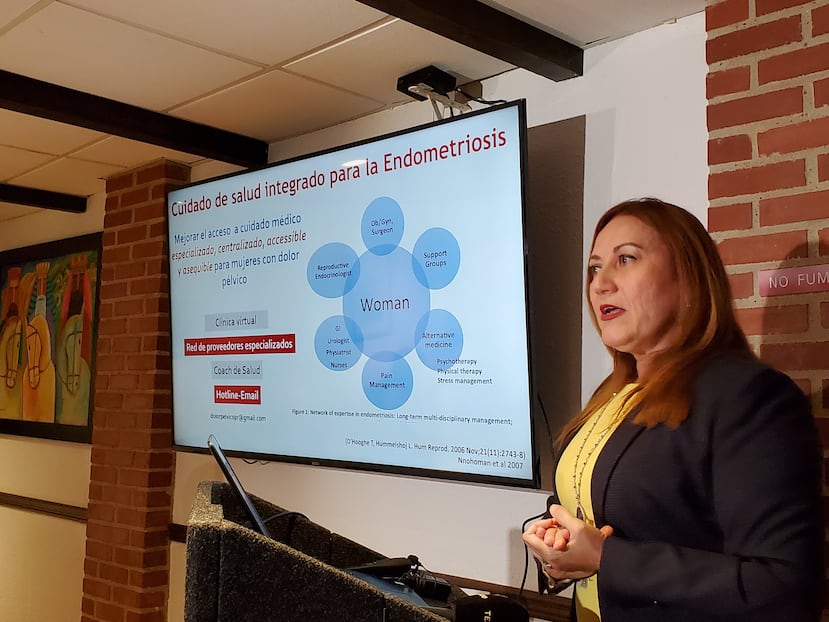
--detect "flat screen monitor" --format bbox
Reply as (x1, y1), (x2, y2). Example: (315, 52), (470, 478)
(168, 100), (537, 487)
(207, 434), (271, 537)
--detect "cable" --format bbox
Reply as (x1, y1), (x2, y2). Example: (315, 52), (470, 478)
(262, 509), (309, 524)
(261, 509), (309, 548)
(456, 89), (508, 106)
(537, 393), (555, 449)
(515, 397), (555, 604)
(242, 458), (269, 465)
(516, 505), (549, 604)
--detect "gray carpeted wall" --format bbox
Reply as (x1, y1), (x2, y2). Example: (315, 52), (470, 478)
(185, 481), (454, 622)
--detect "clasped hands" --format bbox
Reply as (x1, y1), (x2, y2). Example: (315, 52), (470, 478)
(522, 504), (614, 588)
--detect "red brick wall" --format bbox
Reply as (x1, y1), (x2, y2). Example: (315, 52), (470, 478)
(706, 0), (829, 609)
(82, 160), (189, 622)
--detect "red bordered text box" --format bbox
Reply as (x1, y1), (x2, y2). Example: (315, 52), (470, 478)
(184, 334), (295, 355)
(214, 385), (261, 404)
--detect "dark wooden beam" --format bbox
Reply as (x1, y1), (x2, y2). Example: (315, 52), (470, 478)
(355, 0), (583, 81)
(0, 182), (87, 213)
(0, 69), (268, 169)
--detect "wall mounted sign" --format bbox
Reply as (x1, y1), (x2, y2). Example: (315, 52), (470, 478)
(758, 263), (829, 296)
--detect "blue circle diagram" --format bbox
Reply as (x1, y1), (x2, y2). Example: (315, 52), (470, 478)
(314, 316), (364, 371)
(343, 246), (430, 362)
(415, 309), (463, 371)
(307, 196), (465, 409)
(362, 357), (413, 410)
(412, 227), (461, 289)
(307, 242), (360, 298)
(362, 196), (404, 255)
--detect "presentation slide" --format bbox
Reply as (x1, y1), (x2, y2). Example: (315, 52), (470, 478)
(167, 102), (535, 485)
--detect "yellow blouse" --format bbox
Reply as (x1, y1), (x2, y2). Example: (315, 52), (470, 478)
(554, 384), (639, 621)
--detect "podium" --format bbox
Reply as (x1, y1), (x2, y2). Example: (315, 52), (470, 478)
(184, 481), (455, 622)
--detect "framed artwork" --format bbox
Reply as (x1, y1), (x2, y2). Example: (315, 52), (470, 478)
(0, 233), (101, 443)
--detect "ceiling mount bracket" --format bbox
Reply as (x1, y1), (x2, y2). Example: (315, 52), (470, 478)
(397, 65), (470, 119)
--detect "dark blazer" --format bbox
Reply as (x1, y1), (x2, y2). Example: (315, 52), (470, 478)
(563, 354), (823, 621)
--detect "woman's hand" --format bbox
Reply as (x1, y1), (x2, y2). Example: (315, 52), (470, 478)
(522, 504), (614, 581)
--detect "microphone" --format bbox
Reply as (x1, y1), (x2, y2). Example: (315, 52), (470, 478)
(347, 555), (452, 602)
(398, 567), (452, 601)
(346, 556), (413, 577)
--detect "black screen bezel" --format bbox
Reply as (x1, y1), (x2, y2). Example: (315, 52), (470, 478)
(168, 101), (539, 489)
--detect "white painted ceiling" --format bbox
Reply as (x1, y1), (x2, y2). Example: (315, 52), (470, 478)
(0, 0), (704, 222)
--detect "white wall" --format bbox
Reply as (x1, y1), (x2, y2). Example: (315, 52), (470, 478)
(0, 202), (102, 621)
(0, 11), (707, 622)
(0, 506), (87, 622)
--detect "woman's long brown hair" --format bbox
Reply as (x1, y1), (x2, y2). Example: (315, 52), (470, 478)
(556, 198), (752, 447)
